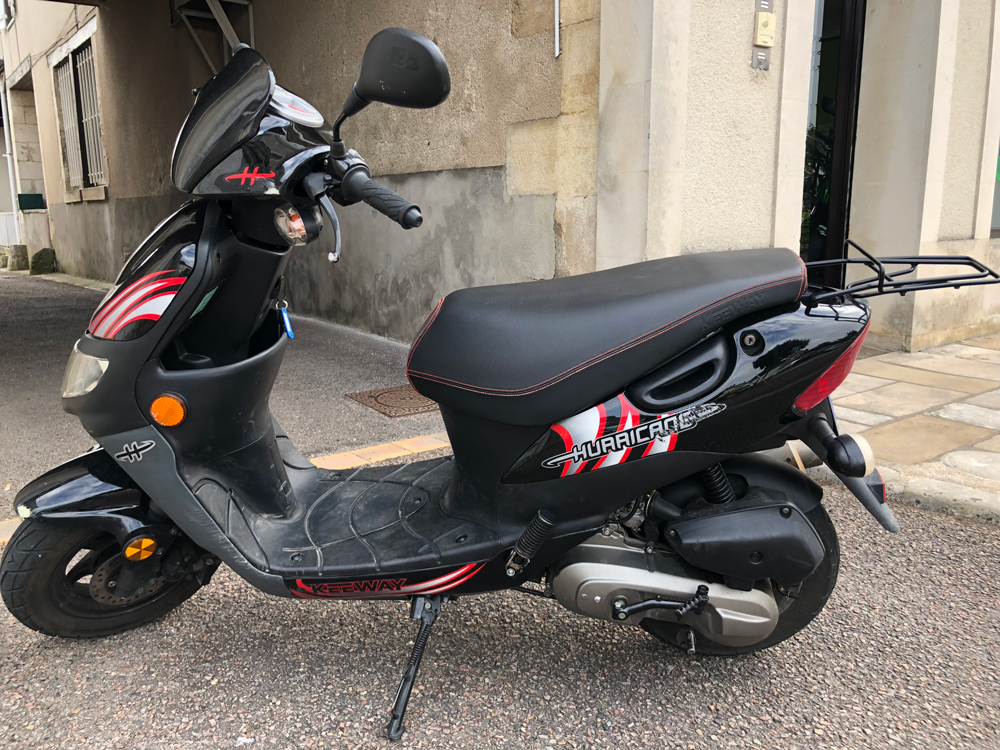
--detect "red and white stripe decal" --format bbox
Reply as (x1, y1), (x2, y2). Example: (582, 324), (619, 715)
(290, 563), (486, 599)
(89, 273), (186, 339)
(89, 270), (174, 331)
(397, 563), (484, 594)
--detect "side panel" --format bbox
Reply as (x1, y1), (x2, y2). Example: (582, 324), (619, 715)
(503, 300), (869, 484)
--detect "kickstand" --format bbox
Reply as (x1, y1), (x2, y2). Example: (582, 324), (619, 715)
(386, 594), (444, 741)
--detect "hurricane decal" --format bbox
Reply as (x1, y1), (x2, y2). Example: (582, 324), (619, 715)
(505, 393), (726, 483)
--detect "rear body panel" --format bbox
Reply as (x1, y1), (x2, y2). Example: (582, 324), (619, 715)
(505, 300), (870, 484)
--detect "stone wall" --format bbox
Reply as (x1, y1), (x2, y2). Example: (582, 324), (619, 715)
(8, 89), (44, 196)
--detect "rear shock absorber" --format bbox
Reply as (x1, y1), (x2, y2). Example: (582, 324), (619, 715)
(700, 464), (736, 504)
(505, 510), (557, 578)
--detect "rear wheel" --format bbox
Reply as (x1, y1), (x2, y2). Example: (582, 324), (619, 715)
(0, 520), (202, 638)
(641, 503), (840, 655)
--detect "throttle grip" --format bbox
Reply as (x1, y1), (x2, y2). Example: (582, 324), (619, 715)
(340, 169), (423, 229)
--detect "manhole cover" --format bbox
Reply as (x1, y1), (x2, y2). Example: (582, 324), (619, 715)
(346, 384), (439, 418)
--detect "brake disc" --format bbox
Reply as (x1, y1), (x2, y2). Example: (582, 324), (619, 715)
(88, 553), (167, 606)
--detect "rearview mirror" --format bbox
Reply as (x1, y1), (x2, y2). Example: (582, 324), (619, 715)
(338, 28), (450, 126)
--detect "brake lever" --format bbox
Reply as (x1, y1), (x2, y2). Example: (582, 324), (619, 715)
(303, 172), (342, 262)
(317, 192), (342, 262)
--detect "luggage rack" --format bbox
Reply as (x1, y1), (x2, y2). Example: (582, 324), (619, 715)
(805, 240), (1000, 304)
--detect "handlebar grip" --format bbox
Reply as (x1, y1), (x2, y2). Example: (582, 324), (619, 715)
(340, 169), (423, 229)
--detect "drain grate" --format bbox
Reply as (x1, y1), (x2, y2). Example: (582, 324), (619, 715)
(346, 384), (439, 418)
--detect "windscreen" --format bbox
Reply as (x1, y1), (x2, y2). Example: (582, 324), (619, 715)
(171, 48), (274, 193)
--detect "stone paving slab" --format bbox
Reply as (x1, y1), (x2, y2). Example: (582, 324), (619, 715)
(968, 331), (1000, 349)
(859, 415), (993, 465)
(851, 358), (997, 393)
(834, 381), (964, 417)
(876, 351), (1000, 380)
(932, 402), (1000, 430)
(832, 332), (1000, 521)
(941, 450), (1000, 482)
(830, 404), (893, 426)
(927, 343), (1000, 365)
(975, 434), (1000, 452)
(967, 388), (1000, 408)
(833, 372), (893, 396)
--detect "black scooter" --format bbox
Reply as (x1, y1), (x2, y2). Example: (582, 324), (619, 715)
(3, 30), (998, 740)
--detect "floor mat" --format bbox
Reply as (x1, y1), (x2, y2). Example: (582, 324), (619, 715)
(346, 384), (439, 417)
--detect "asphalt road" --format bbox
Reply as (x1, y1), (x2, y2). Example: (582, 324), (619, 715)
(2, 274), (999, 749)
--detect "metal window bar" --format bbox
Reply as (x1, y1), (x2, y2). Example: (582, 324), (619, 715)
(74, 42), (106, 186)
(55, 57), (84, 189)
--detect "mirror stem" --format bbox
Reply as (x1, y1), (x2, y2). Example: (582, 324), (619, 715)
(331, 113), (348, 157)
(332, 113), (347, 142)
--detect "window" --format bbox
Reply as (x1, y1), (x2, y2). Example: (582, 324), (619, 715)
(2, 0), (15, 27)
(54, 40), (105, 189)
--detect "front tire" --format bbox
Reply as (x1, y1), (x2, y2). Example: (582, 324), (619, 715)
(641, 503), (840, 655)
(1, 520), (202, 638)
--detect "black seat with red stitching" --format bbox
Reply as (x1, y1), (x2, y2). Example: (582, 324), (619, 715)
(407, 247), (807, 426)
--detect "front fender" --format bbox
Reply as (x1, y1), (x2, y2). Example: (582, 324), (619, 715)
(13, 449), (155, 542)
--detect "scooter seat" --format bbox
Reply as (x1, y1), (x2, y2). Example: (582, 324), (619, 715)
(407, 248), (806, 426)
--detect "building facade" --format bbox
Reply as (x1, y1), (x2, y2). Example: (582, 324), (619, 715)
(1, 0), (998, 351)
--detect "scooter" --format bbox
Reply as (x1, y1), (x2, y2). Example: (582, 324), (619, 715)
(3, 29), (998, 741)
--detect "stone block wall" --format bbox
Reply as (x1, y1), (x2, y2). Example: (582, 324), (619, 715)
(8, 89), (44, 196)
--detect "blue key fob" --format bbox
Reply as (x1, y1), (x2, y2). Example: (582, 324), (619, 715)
(279, 304), (294, 339)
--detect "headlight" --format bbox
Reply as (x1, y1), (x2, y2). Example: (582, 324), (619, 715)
(61, 342), (108, 398)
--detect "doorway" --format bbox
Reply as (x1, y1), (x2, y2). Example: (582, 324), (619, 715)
(800, 0), (866, 287)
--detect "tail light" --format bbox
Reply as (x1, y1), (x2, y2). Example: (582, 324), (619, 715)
(794, 322), (870, 412)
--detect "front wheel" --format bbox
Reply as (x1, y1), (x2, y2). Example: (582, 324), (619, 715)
(0, 520), (202, 638)
(641, 503), (840, 655)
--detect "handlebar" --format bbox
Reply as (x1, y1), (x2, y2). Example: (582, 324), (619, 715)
(340, 168), (423, 229)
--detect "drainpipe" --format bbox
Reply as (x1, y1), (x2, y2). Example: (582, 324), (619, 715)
(0, 76), (20, 244)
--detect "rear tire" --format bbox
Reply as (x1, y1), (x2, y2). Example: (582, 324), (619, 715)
(641, 503), (840, 655)
(1, 520), (202, 638)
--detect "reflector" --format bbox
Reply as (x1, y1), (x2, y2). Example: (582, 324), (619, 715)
(150, 394), (187, 427)
(124, 537), (157, 562)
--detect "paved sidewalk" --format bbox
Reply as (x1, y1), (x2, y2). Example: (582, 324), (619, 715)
(830, 332), (1000, 520)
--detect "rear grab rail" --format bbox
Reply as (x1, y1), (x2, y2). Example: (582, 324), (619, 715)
(804, 239), (1000, 304)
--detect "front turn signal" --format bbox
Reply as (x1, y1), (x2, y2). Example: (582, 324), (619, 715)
(150, 394), (187, 427)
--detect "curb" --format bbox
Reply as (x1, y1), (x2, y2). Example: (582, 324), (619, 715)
(310, 433), (450, 470)
(0, 269), (112, 292)
(762, 443), (1000, 524)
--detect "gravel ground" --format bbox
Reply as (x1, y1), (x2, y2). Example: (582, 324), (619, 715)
(2, 486), (998, 750)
